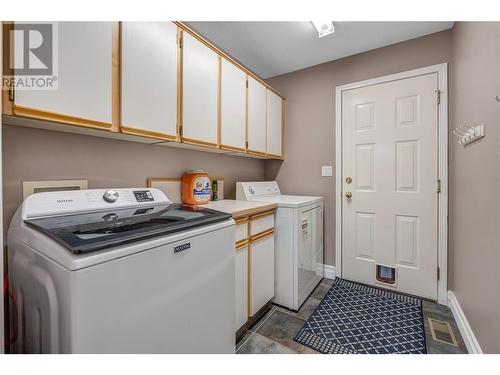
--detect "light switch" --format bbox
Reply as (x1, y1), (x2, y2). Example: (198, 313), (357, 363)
(321, 165), (333, 177)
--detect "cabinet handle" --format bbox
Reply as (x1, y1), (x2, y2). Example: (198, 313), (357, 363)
(235, 239), (249, 251)
(234, 217), (249, 226)
(249, 210), (275, 221)
(250, 228), (274, 243)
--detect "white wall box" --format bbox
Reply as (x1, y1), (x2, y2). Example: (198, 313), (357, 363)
(13, 22), (113, 129)
(249, 231), (275, 316)
(220, 58), (247, 152)
(266, 89), (283, 158)
(247, 76), (267, 155)
(181, 31), (219, 147)
(121, 22), (178, 140)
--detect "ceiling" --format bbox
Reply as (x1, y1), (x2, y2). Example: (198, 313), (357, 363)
(186, 22), (454, 78)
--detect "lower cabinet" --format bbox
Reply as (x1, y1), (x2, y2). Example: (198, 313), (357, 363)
(235, 241), (249, 330)
(234, 211), (275, 334)
(249, 231), (275, 316)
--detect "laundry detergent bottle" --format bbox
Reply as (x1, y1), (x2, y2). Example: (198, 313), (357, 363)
(181, 170), (212, 205)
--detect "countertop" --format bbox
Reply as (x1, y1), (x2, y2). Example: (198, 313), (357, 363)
(205, 199), (277, 218)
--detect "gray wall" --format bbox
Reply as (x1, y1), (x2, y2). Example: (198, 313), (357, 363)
(265, 30), (452, 267)
(449, 22), (500, 353)
(2, 125), (265, 232)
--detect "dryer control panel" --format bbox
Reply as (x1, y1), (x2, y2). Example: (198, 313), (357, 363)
(236, 181), (281, 200)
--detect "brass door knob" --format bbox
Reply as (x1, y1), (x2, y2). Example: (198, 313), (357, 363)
(345, 192), (352, 199)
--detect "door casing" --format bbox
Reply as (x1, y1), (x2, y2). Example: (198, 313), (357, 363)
(334, 63), (448, 305)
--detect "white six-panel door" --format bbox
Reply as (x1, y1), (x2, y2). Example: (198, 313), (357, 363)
(342, 73), (438, 300)
(121, 22), (178, 139)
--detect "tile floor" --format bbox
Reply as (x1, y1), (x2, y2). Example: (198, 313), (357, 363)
(236, 278), (468, 354)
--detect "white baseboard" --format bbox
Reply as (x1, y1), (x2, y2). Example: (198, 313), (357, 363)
(448, 291), (483, 354)
(323, 264), (336, 280)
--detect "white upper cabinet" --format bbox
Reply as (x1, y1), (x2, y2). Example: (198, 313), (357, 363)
(247, 76), (267, 154)
(14, 22), (112, 127)
(121, 22), (178, 140)
(181, 32), (218, 145)
(266, 90), (283, 157)
(220, 58), (246, 150)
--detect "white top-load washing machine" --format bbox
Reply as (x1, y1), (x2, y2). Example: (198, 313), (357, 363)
(236, 181), (323, 311)
(7, 188), (235, 353)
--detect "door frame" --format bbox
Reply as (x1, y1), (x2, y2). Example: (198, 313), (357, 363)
(334, 63), (448, 305)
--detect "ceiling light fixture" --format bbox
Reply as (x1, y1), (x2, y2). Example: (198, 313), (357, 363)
(311, 21), (335, 38)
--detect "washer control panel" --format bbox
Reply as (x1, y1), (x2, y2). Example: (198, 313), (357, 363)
(133, 190), (155, 202)
(103, 190), (119, 203)
(23, 188), (171, 219)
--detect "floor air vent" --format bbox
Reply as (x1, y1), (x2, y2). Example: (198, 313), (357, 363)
(428, 318), (458, 346)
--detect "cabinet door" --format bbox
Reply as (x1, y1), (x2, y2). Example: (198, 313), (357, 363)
(247, 76), (266, 154)
(235, 245), (249, 331)
(121, 22), (177, 140)
(250, 234), (275, 316)
(220, 58), (246, 151)
(13, 22), (112, 128)
(182, 32), (218, 146)
(266, 90), (283, 157)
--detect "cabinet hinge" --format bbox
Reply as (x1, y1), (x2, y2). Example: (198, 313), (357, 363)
(436, 89), (441, 105)
(437, 179), (441, 193)
(177, 34), (183, 48)
(437, 267), (440, 281)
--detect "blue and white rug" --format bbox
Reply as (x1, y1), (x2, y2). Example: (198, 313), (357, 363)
(294, 278), (427, 354)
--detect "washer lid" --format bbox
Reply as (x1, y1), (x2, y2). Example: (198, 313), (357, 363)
(24, 203), (231, 254)
(253, 195), (323, 208)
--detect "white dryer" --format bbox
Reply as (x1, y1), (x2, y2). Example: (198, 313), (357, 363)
(7, 188), (235, 353)
(236, 181), (323, 310)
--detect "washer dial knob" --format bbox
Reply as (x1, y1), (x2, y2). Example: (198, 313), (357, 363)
(103, 190), (119, 203)
(249, 186), (256, 195)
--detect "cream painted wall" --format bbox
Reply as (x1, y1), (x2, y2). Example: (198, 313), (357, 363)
(1, 125), (265, 234)
(450, 22), (500, 354)
(265, 30), (452, 267)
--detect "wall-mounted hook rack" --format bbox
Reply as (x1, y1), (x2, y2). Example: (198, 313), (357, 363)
(453, 122), (485, 146)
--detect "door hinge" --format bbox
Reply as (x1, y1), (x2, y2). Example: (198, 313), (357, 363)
(436, 89), (441, 105)
(177, 33), (183, 48)
(245, 141), (248, 149)
(9, 86), (14, 102)
(246, 80), (248, 88)
(179, 125), (183, 137)
(437, 179), (441, 193)
(437, 267), (440, 281)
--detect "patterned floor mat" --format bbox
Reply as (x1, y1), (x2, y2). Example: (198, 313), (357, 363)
(294, 278), (427, 354)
